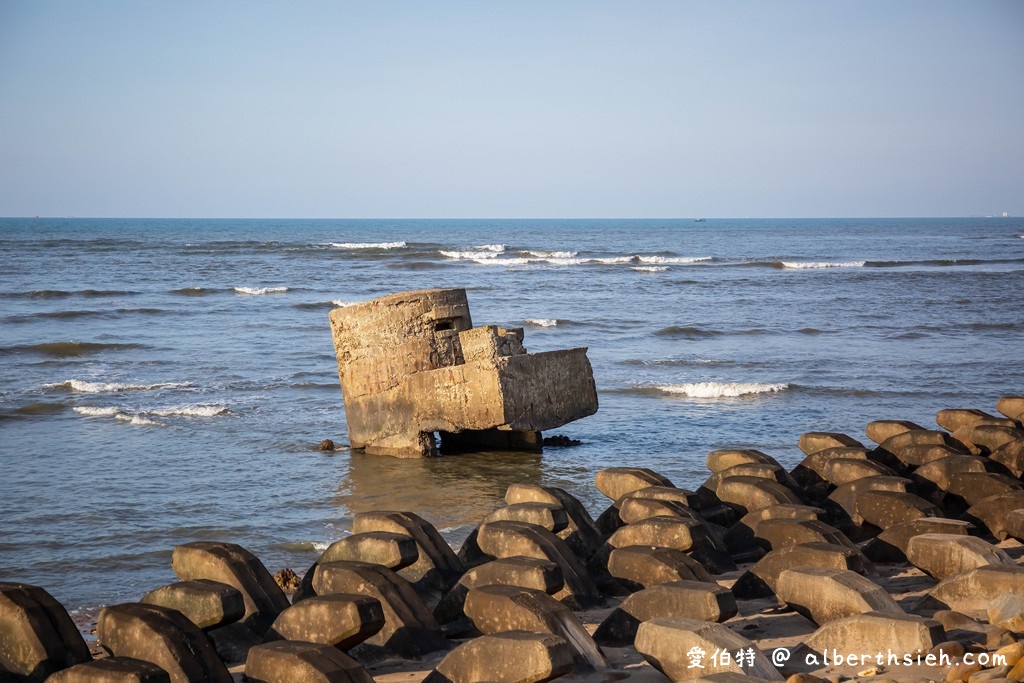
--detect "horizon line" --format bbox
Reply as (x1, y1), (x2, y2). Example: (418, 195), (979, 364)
(2, 214), (1016, 221)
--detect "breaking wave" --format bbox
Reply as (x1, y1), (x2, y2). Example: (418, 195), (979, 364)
(524, 318), (558, 328)
(632, 266), (668, 273)
(779, 261), (866, 269)
(327, 241), (406, 250)
(448, 251), (712, 268)
(148, 406), (229, 417)
(234, 286), (289, 295)
(46, 379), (192, 393)
(636, 256), (713, 265)
(73, 406), (122, 417)
(655, 382), (790, 398)
(440, 249), (503, 260)
(116, 414), (162, 426)
(73, 404), (229, 425)
(524, 250), (578, 259)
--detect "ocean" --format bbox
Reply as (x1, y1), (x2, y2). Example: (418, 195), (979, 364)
(1, 216), (1022, 624)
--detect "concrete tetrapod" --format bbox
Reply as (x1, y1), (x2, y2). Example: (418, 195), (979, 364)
(635, 617), (783, 681)
(433, 556), (563, 625)
(863, 517), (972, 563)
(802, 611), (944, 658)
(140, 580), (244, 631)
(991, 439), (1024, 478)
(482, 503), (570, 533)
(475, 520), (599, 607)
(463, 585), (607, 672)
(706, 448), (783, 473)
(790, 448), (870, 489)
(721, 504), (822, 556)
(606, 546), (714, 591)
(594, 581), (738, 646)
(264, 593), (385, 650)
(865, 419), (925, 445)
(504, 483), (602, 559)
(775, 567), (903, 625)
(595, 467), (675, 502)
(965, 491), (1024, 540)
(996, 396), (1024, 421)
(732, 542), (869, 599)
(936, 408), (1014, 433)
(0, 582), (90, 681)
(905, 533), (1014, 580)
(618, 497), (700, 525)
(714, 477), (802, 516)
(319, 532), (419, 572)
(422, 631), (574, 683)
(853, 490), (940, 530)
(751, 518), (857, 553)
(352, 511), (464, 610)
(96, 603), (233, 683)
(798, 432), (865, 455)
(244, 641), (374, 683)
(171, 541), (289, 636)
(45, 658), (172, 683)
(312, 561), (448, 658)
(923, 566), (1024, 612)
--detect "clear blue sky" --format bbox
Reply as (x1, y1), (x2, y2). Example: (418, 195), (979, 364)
(1, 1), (1021, 218)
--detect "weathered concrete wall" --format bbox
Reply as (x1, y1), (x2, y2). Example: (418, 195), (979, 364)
(329, 288), (598, 457)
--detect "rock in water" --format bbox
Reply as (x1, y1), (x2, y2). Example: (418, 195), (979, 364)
(328, 288), (598, 457)
(0, 582), (91, 681)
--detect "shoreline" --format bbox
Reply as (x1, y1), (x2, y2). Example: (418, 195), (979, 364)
(7, 397), (1024, 681)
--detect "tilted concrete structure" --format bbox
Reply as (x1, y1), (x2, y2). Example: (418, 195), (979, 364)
(329, 288), (598, 457)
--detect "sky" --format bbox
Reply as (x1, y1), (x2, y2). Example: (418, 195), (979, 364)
(1, 1), (1022, 218)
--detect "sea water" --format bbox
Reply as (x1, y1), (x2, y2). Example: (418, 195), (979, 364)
(1, 217), (1022, 621)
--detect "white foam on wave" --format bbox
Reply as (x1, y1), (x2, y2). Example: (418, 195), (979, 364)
(327, 241), (406, 250)
(469, 257), (533, 266)
(47, 379), (192, 393)
(656, 382), (790, 398)
(780, 261), (865, 269)
(116, 413), (161, 426)
(440, 250), (503, 260)
(474, 244), (506, 253)
(632, 266), (669, 273)
(461, 253), (706, 268)
(74, 406), (122, 417)
(636, 255), (713, 264)
(311, 540), (332, 552)
(332, 300), (358, 308)
(544, 255), (635, 266)
(234, 286), (289, 295)
(149, 405), (228, 417)
(73, 404), (228, 424)
(75, 406), (163, 426)
(525, 250), (578, 259)
(525, 318), (558, 327)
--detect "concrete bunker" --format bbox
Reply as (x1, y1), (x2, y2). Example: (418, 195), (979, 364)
(329, 288), (598, 457)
